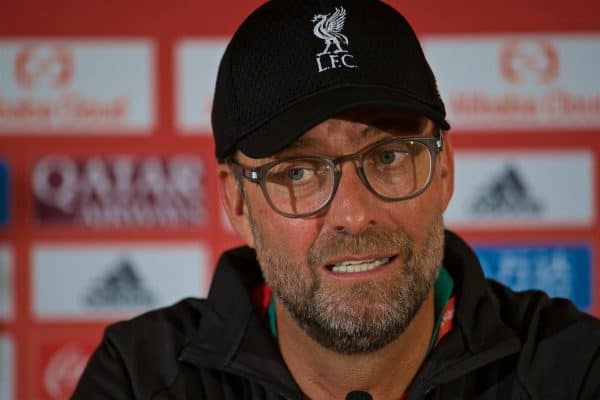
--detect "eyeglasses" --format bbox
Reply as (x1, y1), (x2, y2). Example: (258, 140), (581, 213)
(229, 135), (443, 218)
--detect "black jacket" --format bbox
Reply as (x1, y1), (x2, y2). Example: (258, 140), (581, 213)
(73, 231), (600, 399)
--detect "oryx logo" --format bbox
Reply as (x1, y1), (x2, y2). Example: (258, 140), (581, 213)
(312, 7), (357, 72)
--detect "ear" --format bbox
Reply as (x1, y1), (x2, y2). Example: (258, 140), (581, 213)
(438, 132), (454, 213)
(217, 163), (256, 248)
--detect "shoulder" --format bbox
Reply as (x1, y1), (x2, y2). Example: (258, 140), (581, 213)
(73, 298), (207, 398)
(99, 296), (206, 387)
(104, 297), (205, 353)
(443, 230), (600, 396)
(444, 229), (600, 347)
(488, 280), (600, 394)
(487, 280), (600, 342)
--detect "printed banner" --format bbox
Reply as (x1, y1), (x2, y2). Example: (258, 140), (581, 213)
(1, 3), (599, 400)
(0, 39), (155, 133)
(32, 243), (210, 320)
(424, 35), (600, 130)
(445, 151), (595, 227)
(0, 161), (8, 228)
(36, 340), (96, 400)
(0, 333), (14, 400)
(0, 246), (13, 320)
(32, 154), (207, 228)
(175, 39), (228, 134)
(476, 244), (592, 310)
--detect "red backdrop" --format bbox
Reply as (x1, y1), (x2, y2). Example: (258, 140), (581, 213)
(1, 1), (599, 398)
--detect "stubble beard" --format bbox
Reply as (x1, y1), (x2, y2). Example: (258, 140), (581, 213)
(249, 212), (445, 355)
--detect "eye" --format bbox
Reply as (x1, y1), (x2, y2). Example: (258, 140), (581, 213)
(377, 150), (397, 165)
(375, 150), (408, 166)
(268, 163), (318, 185)
(287, 167), (310, 181)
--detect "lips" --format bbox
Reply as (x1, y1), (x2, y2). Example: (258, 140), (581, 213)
(326, 255), (397, 274)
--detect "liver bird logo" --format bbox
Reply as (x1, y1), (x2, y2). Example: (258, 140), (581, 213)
(312, 7), (349, 56)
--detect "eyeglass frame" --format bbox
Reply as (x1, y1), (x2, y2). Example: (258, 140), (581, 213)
(228, 133), (444, 218)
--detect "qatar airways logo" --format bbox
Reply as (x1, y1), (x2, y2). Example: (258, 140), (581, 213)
(32, 154), (206, 228)
(424, 35), (600, 130)
(0, 39), (154, 133)
(312, 7), (357, 72)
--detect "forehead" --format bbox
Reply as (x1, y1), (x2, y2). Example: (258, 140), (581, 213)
(286, 107), (433, 150)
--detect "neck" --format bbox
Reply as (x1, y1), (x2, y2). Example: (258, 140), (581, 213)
(276, 290), (435, 400)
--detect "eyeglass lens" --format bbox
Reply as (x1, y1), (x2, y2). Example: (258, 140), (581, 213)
(262, 140), (433, 216)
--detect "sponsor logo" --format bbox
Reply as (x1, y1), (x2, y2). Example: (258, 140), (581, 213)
(32, 154), (206, 228)
(15, 43), (74, 90)
(84, 258), (156, 308)
(424, 35), (600, 129)
(0, 40), (154, 133)
(175, 39), (227, 133)
(500, 39), (559, 85)
(470, 165), (542, 216)
(0, 334), (14, 400)
(476, 245), (591, 310)
(0, 161), (8, 227)
(0, 246), (13, 320)
(312, 6), (357, 72)
(41, 342), (94, 400)
(32, 243), (209, 320)
(445, 151), (594, 227)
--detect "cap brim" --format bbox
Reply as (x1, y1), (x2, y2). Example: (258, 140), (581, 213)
(237, 85), (450, 159)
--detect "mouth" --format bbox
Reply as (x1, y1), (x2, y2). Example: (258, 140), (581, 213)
(326, 255), (397, 274)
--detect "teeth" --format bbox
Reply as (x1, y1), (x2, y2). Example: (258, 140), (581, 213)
(331, 258), (389, 273)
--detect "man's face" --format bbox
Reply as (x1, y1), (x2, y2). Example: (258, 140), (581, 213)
(222, 107), (454, 354)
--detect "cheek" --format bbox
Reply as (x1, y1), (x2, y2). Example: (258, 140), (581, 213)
(250, 199), (322, 259)
(386, 181), (444, 242)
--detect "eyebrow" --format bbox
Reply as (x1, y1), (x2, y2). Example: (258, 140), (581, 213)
(285, 136), (324, 150)
(363, 117), (429, 135)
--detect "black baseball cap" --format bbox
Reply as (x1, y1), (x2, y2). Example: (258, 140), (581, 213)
(212, 0), (450, 161)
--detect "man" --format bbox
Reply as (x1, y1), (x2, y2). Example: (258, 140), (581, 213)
(74, 0), (600, 399)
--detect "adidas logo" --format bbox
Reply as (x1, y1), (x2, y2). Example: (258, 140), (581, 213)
(84, 258), (156, 308)
(470, 165), (543, 215)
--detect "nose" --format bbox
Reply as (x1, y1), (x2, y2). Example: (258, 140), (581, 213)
(323, 162), (379, 234)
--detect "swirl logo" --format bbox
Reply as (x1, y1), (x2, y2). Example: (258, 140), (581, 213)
(14, 43), (74, 90)
(500, 39), (559, 85)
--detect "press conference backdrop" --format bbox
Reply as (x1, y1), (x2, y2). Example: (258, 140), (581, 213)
(1, 0), (599, 398)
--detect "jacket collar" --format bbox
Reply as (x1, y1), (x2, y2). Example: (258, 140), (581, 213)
(406, 231), (521, 398)
(180, 231), (521, 398)
(179, 246), (304, 399)
(444, 230), (520, 354)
